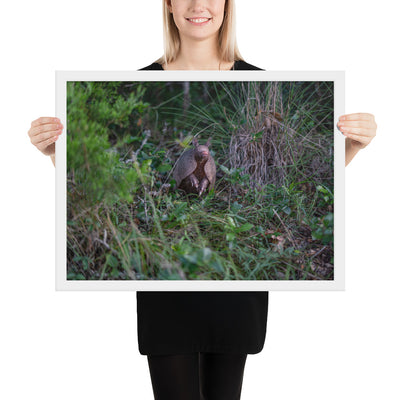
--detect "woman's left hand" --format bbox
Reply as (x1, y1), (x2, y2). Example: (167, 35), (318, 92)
(337, 113), (377, 150)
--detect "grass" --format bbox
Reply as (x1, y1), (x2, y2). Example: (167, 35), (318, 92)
(67, 80), (334, 280)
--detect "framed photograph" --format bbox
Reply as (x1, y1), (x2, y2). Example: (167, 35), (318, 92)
(56, 71), (345, 291)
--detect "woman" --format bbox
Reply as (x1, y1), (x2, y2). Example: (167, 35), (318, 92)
(28, 1), (377, 399)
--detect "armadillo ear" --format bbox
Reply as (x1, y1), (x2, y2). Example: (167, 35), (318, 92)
(205, 137), (212, 148)
(192, 137), (199, 147)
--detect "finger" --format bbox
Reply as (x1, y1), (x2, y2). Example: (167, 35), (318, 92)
(30, 129), (62, 145)
(29, 123), (63, 138)
(339, 113), (374, 122)
(31, 117), (60, 128)
(36, 135), (59, 152)
(337, 120), (374, 129)
(343, 133), (370, 144)
(339, 127), (375, 137)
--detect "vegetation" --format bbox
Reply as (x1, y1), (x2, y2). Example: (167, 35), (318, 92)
(67, 80), (334, 280)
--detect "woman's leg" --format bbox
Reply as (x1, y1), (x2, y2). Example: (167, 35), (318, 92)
(199, 353), (248, 400)
(147, 353), (200, 400)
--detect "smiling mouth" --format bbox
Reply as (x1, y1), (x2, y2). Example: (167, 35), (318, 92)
(186, 17), (211, 23)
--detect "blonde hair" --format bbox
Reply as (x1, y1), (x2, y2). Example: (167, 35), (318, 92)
(155, 0), (244, 66)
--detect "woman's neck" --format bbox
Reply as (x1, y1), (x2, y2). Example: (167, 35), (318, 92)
(163, 37), (234, 70)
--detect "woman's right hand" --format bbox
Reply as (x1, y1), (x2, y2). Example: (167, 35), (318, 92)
(28, 117), (63, 156)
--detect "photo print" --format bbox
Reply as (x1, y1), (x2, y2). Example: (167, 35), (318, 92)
(56, 71), (344, 290)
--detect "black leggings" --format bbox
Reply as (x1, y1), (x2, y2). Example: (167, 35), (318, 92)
(147, 352), (247, 400)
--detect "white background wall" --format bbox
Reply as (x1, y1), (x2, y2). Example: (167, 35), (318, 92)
(1, 1), (398, 399)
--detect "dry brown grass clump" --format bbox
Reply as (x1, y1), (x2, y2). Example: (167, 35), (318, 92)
(228, 82), (333, 188)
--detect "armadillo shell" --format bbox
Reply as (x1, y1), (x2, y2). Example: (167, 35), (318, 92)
(173, 149), (216, 190)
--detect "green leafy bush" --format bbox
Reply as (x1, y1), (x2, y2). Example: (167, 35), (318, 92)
(67, 82), (149, 205)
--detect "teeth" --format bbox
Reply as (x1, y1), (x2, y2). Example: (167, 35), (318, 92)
(188, 18), (209, 23)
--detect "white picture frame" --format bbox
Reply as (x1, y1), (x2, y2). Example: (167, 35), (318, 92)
(56, 71), (345, 291)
